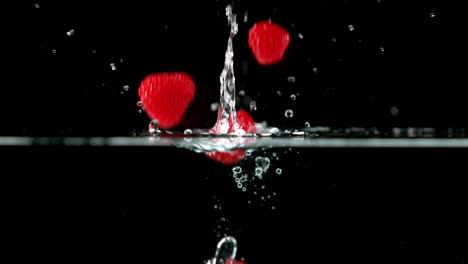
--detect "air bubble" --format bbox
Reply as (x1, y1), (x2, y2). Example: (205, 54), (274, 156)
(277, 90), (282, 96)
(348, 25), (355, 31)
(389, 106), (399, 117)
(275, 168), (282, 175)
(123, 85), (129, 91)
(429, 12), (436, 18)
(242, 187), (247, 192)
(254, 167), (263, 177)
(290, 94), (296, 101)
(136, 101), (143, 107)
(232, 166), (242, 174)
(250, 100), (257, 111)
(305, 121), (311, 128)
(284, 109), (294, 118)
(110, 63), (117, 71)
(298, 33), (304, 39)
(237, 183), (243, 189)
(312, 67), (318, 73)
(244, 10), (248, 22)
(287, 76), (296, 83)
(255, 157), (270, 168)
(34, 3), (40, 8)
(184, 129), (193, 135)
(239, 90), (245, 96)
(379, 46), (385, 52)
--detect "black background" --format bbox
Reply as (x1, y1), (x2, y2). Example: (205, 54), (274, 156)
(8, 146), (466, 264)
(4, 0), (468, 135)
(6, 1), (468, 264)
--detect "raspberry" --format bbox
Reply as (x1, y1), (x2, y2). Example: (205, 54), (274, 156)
(138, 72), (195, 129)
(205, 109), (256, 165)
(248, 20), (290, 66)
(226, 258), (247, 264)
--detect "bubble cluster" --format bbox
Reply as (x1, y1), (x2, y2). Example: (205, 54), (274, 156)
(232, 166), (248, 191)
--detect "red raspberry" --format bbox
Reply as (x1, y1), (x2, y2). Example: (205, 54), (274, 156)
(248, 20), (290, 66)
(205, 109), (256, 165)
(138, 72), (195, 129)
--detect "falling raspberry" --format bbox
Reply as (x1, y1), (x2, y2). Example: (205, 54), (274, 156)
(248, 20), (290, 66)
(138, 72), (195, 129)
(205, 109), (256, 165)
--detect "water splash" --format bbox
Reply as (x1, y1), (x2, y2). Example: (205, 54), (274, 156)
(219, 5), (238, 120)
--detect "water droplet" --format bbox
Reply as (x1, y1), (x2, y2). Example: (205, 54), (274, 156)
(348, 25), (355, 31)
(429, 12), (436, 18)
(210, 102), (220, 112)
(110, 63), (117, 71)
(137, 109), (143, 114)
(66, 29), (75, 36)
(379, 46), (385, 52)
(275, 168), (282, 175)
(184, 129), (193, 135)
(244, 10), (248, 22)
(271, 206), (276, 210)
(123, 85), (129, 91)
(148, 119), (159, 134)
(305, 121), (311, 128)
(331, 37), (337, 43)
(298, 33), (304, 39)
(290, 94), (296, 101)
(91, 49), (97, 54)
(389, 106), (399, 117)
(284, 109), (294, 118)
(287, 76), (296, 83)
(250, 100), (257, 111)
(51, 49), (57, 54)
(238, 90), (245, 96)
(232, 166), (242, 174)
(261, 185), (265, 189)
(136, 101), (143, 107)
(277, 90), (282, 96)
(34, 3), (40, 8)
(312, 67), (318, 73)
